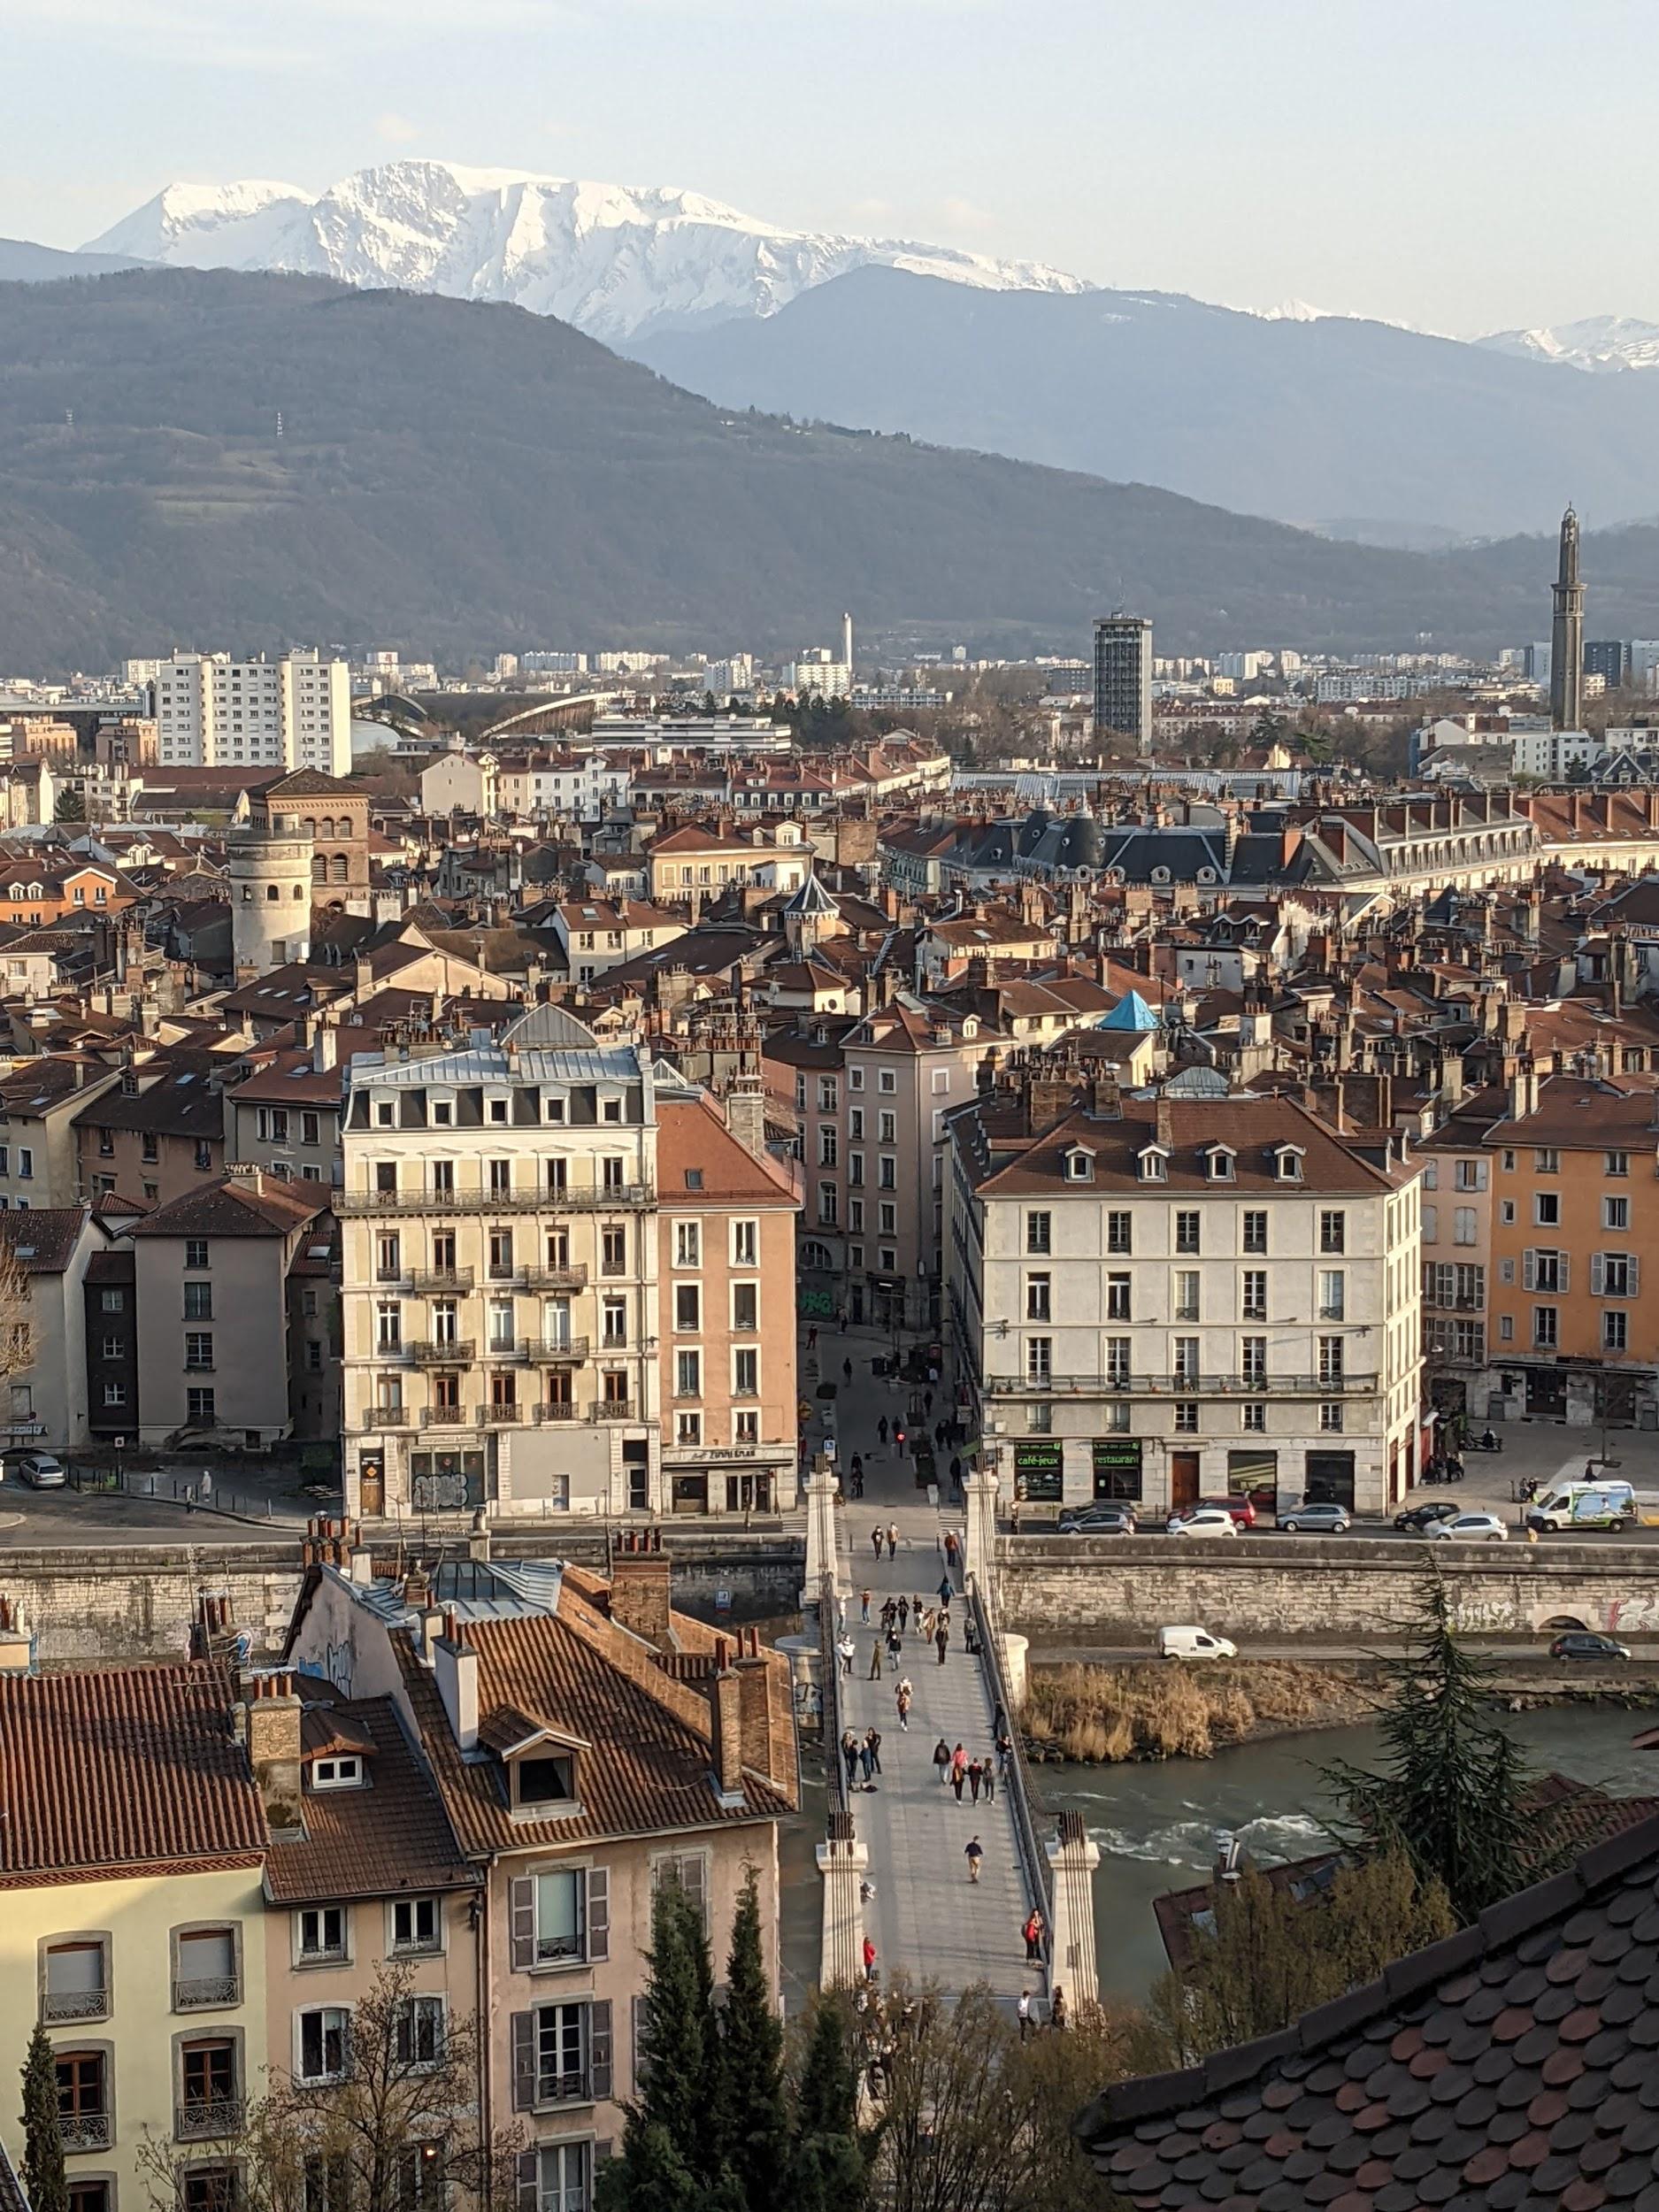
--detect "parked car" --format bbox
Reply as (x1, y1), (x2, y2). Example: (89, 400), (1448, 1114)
(1166, 1507), (1240, 1538)
(1158, 1624), (1238, 1660)
(1394, 1500), (1462, 1532)
(10, 1453), (65, 1489)
(1056, 1502), (1138, 1537)
(1548, 1631), (1632, 1663)
(1279, 1500), (1352, 1535)
(1198, 1494), (1257, 1527)
(1422, 1510), (1508, 1543)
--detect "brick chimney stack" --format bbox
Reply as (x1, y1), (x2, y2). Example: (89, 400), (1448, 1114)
(241, 1671), (303, 1835)
(710, 1659), (744, 1801)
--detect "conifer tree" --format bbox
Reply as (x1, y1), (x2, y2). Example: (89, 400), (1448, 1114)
(19, 2024), (67, 2212)
(718, 1870), (788, 2212)
(787, 1993), (866, 2212)
(598, 1878), (731, 2212)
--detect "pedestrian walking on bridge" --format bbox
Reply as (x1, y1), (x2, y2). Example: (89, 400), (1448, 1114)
(897, 1595), (910, 1632)
(933, 1737), (951, 1786)
(887, 1522), (899, 1558)
(871, 1525), (884, 1561)
(868, 1638), (883, 1680)
(864, 1726), (882, 1776)
(964, 1835), (984, 1883)
(935, 1617), (950, 1666)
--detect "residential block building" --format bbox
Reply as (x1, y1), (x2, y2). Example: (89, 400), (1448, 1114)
(153, 651), (352, 776)
(945, 1071), (1424, 1518)
(338, 1007), (797, 1523)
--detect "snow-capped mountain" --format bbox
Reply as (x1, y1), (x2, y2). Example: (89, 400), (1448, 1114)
(82, 159), (1092, 342)
(1478, 314), (1659, 373)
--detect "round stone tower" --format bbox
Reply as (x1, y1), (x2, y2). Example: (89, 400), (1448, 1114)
(228, 826), (313, 979)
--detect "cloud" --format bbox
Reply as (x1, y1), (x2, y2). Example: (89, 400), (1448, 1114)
(376, 111), (420, 143)
(937, 196), (996, 234)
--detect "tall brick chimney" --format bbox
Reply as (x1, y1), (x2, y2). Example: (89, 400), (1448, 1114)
(242, 1671), (303, 1835)
(710, 1656), (744, 1801)
(609, 1548), (672, 1648)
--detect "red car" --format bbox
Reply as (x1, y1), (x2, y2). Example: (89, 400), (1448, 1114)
(1198, 1494), (1257, 1528)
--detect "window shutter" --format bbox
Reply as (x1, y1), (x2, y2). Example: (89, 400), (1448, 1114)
(585, 1867), (610, 1962)
(515, 2150), (539, 2212)
(589, 2001), (612, 2101)
(510, 1877), (536, 1972)
(511, 2010), (537, 2111)
(1558, 1254), (1571, 1293)
(1592, 1254), (1606, 1294)
(1523, 1249), (1536, 1291)
(1632, 1256), (1641, 1297)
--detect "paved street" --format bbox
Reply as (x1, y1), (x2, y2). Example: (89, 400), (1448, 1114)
(807, 1320), (1045, 2006)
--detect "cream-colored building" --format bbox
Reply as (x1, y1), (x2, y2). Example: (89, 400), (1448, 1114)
(338, 1006), (797, 1523)
(0, 1663), (269, 2212)
(282, 1538), (797, 2212)
(946, 1072), (1424, 1518)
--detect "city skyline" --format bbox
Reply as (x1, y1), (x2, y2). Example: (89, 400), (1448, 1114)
(4, 0), (1656, 339)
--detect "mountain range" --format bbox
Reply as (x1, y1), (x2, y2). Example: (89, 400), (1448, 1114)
(83, 162), (1088, 342)
(3, 265), (1658, 674)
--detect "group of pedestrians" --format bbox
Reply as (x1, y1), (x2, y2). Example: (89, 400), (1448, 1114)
(933, 1736), (1001, 1805)
(1016, 1983), (1067, 2038)
(840, 1725), (884, 1787)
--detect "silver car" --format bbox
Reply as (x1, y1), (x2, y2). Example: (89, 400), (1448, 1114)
(1423, 1510), (1508, 1543)
(12, 1453), (65, 1488)
(1279, 1500), (1352, 1535)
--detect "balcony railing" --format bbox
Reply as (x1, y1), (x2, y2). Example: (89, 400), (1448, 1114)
(405, 1340), (475, 1367)
(411, 1267), (475, 1295)
(372, 1404), (411, 1426)
(588, 1399), (638, 1422)
(525, 1263), (588, 1292)
(173, 1975), (241, 2012)
(532, 1337), (589, 1363)
(338, 1185), (653, 1217)
(485, 1337), (533, 1363)
(59, 2111), (111, 2153)
(534, 1401), (579, 1423)
(176, 2098), (243, 2144)
(419, 1406), (470, 1429)
(374, 1268), (412, 1289)
(42, 1988), (109, 2024)
(534, 2069), (594, 2108)
(987, 1371), (1379, 1398)
(478, 1403), (524, 1426)
(484, 1269), (529, 1291)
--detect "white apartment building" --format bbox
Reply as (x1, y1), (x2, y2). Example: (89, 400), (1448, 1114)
(1510, 726), (1602, 780)
(153, 650), (352, 774)
(337, 1006), (798, 1524)
(787, 650), (851, 701)
(946, 1077), (1424, 1520)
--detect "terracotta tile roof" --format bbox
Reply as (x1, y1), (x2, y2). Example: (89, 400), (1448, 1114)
(1079, 1811), (1659, 2212)
(71, 1052), (231, 1138)
(394, 1586), (792, 1856)
(266, 1695), (474, 1905)
(0, 1204), (89, 1275)
(127, 1171), (329, 1240)
(0, 1661), (265, 1883)
(656, 1091), (800, 1204)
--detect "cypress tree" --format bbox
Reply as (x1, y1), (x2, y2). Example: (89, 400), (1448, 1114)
(718, 1870), (788, 2212)
(1325, 1575), (1540, 1922)
(787, 1994), (866, 2212)
(598, 1878), (729, 2212)
(19, 2024), (67, 2212)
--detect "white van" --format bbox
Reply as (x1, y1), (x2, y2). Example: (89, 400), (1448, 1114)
(1158, 1624), (1238, 1661)
(1527, 1480), (1635, 1533)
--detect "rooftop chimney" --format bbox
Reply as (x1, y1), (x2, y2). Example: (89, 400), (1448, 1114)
(710, 1658), (745, 1803)
(241, 1671), (303, 1835)
(609, 1545), (672, 1648)
(434, 1622), (479, 1752)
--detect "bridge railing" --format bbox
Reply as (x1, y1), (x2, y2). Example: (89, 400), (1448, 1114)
(819, 1571), (850, 1816)
(965, 1569), (1052, 1937)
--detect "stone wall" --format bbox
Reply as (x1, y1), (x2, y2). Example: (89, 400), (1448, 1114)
(0, 1534), (808, 1666)
(1002, 1535), (1659, 1647)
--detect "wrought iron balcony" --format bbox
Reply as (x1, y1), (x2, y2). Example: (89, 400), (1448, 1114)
(524, 1263), (588, 1292)
(175, 2098), (243, 2144)
(532, 1336), (589, 1363)
(483, 1268), (528, 1291)
(405, 1339), (475, 1367)
(338, 1184), (653, 1217)
(588, 1398), (638, 1422)
(173, 1975), (241, 2012)
(42, 1987), (108, 2024)
(419, 1406), (471, 1429)
(59, 2111), (111, 2153)
(411, 1267), (475, 1295)
(986, 1370), (1379, 1398)
(534, 1401), (580, 1423)
(485, 1337), (533, 1363)
(477, 1402), (524, 1425)
(371, 1404), (411, 1426)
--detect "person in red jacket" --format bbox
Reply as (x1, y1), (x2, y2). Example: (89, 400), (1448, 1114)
(862, 1934), (878, 1981)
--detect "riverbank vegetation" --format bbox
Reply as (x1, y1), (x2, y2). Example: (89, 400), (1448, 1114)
(1023, 1658), (1374, 1763)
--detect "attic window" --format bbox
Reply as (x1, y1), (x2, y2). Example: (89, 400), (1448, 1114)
(516, 1753), (576, 1809)
(310, 1755), (364, 1792)
(1207, 1148), (1236, 1182)
(431, 1098), (454, 1126)
(685, 1169), (704, 1190)
(1137, 1147), (1168, 1183)
(1275, 1147), (1304, 1183)
(1064, 1147), (1094, 1184)
(1151, 867), (1171, 884)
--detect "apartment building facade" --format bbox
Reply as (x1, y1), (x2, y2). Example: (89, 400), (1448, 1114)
(946, 1074), (1424, 1519)
(153, 651), (352, 776)
(338, 1008), (796, 1523)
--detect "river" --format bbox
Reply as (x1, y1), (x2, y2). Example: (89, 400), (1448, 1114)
(1030, 1704), (1659, 2001)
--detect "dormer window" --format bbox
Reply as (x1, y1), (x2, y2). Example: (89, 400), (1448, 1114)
(310, 1755), (364, 1792)
(1206, 1146), (1236, 1183)
(488, 1094), (511, 1125)
(518, 1754), (576, 1809)
(431, 1094), (454, 1126)
(962, 1017), (979, 1041)
(1063, 1145), (1094, 1183)
(544, 1095), (567, 1125)
(1274, 1145), (1305, 1183)
(1137, 1147), (1168, 1183)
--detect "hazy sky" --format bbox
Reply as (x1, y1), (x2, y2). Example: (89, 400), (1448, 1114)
(3, 0), (1649, 336)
